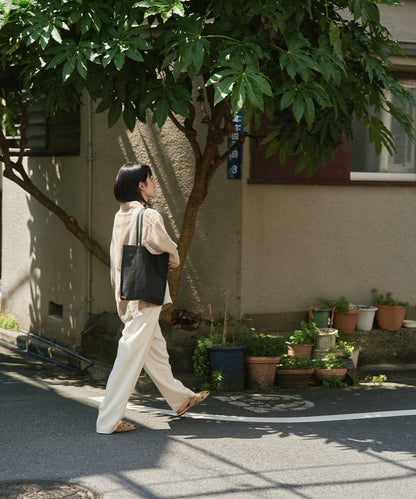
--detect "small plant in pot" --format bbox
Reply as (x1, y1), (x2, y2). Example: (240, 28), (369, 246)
(192, 298), (247, 392)
(308, 306), (331, 329)
(372, 289), (409, 332)
(313, 353), (347, 385)
(276, 354), (315, 388)
(243, 330), (288, 389)
(336, 337), (361, 368)
(320, 296), (360, 335)
(288, 320), (319, 359)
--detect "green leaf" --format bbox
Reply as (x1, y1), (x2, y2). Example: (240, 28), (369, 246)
(62, 54), (76, 81)
(126, 48), (144, 62)
(292, 92), (305, 123)
(108, 99), (122, 128)
(51, 27), (62, 44)
(123, 103), (137, 132)
(214, 76), (236, 106)
(76, 54), (87, 78)
(114, 50), (125, 71)
(154, 90), (170, 127)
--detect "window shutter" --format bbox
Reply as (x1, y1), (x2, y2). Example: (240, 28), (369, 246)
(6, 98), (80, 157)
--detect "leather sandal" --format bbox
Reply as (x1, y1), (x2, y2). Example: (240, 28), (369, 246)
(176, 391), (210, 417)
(114, 421), (137, 433)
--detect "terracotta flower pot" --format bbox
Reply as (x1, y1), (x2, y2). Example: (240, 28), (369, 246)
(314, 368), (347, 384)
(287, 343), (313, 359)
(333, 309), (360, 335)
(276, 368), (314, 389)
(245, 356), (280, 389)
(375, 305), (407, 331)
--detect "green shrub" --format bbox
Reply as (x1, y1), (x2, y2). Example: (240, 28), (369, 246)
(313, 353), (346, 369)
(244, 330), (288, 357)
(372, 289), (408, 307)
(0, 311), (20, 331)
(278, 354), (314, 370)
(289, 321), (319, 345)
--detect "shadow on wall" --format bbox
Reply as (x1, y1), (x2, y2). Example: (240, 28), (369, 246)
(25, 157), (88, 346)
(115, 119), (239, 316)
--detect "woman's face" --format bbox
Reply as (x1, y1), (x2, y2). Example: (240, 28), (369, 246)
(139, 173), (156, 202)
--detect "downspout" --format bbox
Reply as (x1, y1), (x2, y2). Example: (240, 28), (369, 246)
(86, 95), (94, 316)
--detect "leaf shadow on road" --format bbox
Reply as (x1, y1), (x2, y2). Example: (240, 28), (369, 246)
(2, 346), (416, 498)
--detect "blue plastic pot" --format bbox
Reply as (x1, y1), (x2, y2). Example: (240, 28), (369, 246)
(208, 345), (247, 391)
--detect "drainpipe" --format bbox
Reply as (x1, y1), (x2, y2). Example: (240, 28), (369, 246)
(86, 95), (94, 316)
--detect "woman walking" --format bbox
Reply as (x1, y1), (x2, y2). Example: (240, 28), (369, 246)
(96, 162), (209, 434)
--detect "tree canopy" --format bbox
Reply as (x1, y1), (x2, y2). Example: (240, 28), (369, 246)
(2, 0), (415, 171)
(1, 0), (415, 301)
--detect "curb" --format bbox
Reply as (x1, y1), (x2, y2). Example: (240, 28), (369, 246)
(2, 327), (416, 389)
(0, 327), (206, 392)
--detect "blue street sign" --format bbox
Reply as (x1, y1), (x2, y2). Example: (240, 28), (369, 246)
(227, 110), (243, 179)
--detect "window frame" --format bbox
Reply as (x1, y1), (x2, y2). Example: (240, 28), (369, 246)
(5, 96), (81, 158)
(249, 73), (416, 187)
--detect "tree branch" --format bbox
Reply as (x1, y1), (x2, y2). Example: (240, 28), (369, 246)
(3, 165), (110, 266)
(216, 134), (246, 166)
(0, 126), (11, 167)
(168, 108), (202, 161)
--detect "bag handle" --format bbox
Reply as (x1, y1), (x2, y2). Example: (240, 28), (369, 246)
(136, 207), (146, 246)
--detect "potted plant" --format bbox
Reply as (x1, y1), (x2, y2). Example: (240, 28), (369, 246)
(308, 306), (331, 329)
(372, 289), (408, 332)
(356, 304), (378, 331)
(321, 297), (360, 335)
(243, 330), (288, 389)
(313, 353), (347, 384)
(276, 355), (315, 388)
(193, 298), (247, 391)
(288, 320), (318, 359)
(336, 337), (361, 368)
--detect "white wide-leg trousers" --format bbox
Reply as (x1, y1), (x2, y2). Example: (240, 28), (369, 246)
(96, 306), (195, 434)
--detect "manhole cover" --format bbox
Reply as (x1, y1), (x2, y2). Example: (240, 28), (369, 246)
(0, 481), (101, 499)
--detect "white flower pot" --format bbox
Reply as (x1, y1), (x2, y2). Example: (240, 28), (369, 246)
(356, 305), (378, 331)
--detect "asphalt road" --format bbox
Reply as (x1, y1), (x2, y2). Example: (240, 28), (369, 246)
(1, 342), (416, 498)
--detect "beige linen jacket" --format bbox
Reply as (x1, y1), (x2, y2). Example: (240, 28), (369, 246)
(110, 201), (180, 323)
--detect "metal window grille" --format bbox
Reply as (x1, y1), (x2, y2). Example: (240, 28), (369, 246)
(6, 98), (80, 157)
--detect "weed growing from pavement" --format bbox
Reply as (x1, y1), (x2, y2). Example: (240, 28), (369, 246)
(0, 310), (20, 331)
(365, 374), (387, 384)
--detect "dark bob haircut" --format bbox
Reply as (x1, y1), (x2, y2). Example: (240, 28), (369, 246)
(113, 162), (152, 204)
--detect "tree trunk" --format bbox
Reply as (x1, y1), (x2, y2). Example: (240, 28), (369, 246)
(167, 96), (241, 307)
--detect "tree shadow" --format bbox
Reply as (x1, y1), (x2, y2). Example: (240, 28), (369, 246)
(2, 345), (416, 498)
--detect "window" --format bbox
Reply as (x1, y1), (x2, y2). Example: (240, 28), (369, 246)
(6, 97), (80, 157)
(249, 81), (416, 186)
(350, 84), (416, 181)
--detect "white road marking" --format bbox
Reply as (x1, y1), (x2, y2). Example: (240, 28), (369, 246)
(89, 396), (416, 423)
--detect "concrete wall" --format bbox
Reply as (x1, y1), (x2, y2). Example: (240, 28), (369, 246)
(90, 97), (243, 321)
(241, 170), (416, 323)
(2, 110), (90, 345)
(2, 91), (243, 346)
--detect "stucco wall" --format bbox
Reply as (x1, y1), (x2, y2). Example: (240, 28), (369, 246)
(2, 142), (90, 345)
(2, 95), (243, 345)
(241, 177), (416, 318)
(90, 101), (243, 321)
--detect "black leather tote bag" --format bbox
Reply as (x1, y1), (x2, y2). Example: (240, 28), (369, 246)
(120, 208), (169, 305)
